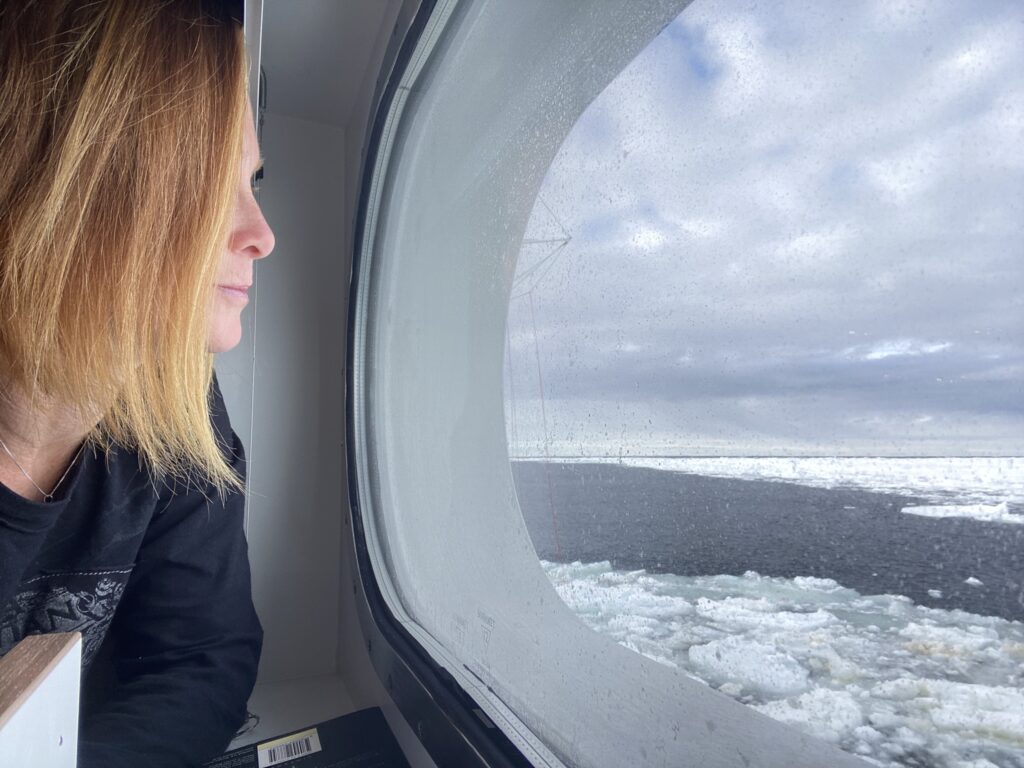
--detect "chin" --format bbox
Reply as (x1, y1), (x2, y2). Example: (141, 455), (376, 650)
(208, 318), (243, 354)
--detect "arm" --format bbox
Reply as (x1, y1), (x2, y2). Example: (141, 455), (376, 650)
(78, 380), (263, 767)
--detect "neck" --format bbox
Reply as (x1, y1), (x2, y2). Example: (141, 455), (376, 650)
(0, 384), (96, 502)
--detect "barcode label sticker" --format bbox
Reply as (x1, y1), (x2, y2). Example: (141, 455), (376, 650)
(256, 728), (323, 767)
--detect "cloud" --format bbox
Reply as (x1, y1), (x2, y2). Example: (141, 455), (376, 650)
(505, 0), (1024, 456)
(845, 339), (954, 362)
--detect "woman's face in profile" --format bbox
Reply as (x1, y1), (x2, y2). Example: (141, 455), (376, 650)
(208, 110), (275, 354)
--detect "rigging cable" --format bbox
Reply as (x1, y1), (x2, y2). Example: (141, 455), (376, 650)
(528, 290), (562, 559)
(507, 195), (571, 558)
(505, 326), (519, 457)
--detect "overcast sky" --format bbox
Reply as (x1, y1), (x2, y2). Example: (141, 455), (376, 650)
(504, 0), (1023, 457)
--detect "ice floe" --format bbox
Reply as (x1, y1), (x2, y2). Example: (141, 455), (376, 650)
(901, 502), (1024, 524)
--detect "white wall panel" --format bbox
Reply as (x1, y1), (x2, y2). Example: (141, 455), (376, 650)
(220, 112), (347, 684)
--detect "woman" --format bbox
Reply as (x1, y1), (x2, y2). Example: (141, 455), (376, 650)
(0, 1), (273, 765)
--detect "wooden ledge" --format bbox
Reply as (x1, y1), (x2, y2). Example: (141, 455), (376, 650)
(0, 633), (82, 731)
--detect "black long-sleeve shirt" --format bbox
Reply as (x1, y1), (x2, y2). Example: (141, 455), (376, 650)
(0, 377), (262, 766)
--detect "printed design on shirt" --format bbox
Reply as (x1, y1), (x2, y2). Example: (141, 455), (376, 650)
(0, 568), (132, 668)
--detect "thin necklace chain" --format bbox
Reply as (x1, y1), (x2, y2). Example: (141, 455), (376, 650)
(0, 434), (85, 503)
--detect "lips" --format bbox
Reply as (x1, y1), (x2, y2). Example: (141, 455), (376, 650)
(217, 284), (251, 302)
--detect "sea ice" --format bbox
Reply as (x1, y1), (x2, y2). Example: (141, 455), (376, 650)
(901, 502), (1024, 524)
(898, 622), (998, 656)
(567, 456), (1024, 517)
(688, 635), (810, 696)
(872, 677), (1024, 742)
(543, 560), (1024, 768)
(753, 688), (863, 743)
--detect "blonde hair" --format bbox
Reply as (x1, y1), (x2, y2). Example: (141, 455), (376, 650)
(0, 0), (248, 495)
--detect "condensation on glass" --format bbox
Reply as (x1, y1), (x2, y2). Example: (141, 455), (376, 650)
(352, 0), (878, 765)
(504, 2), (1024, 767)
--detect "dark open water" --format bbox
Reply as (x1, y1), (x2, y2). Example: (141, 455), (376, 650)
(512, 460), (1024, 623)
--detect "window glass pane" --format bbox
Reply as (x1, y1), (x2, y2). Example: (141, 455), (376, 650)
(505, 2), (1024, 767)
(358, 0), (875, 764)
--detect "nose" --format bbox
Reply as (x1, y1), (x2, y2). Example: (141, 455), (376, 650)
(230, 194), (275, 260)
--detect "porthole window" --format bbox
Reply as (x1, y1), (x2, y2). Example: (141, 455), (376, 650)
(351, 1), (1022, 766)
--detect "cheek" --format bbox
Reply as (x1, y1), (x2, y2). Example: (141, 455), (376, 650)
(207, 293), (244, 354)
(216, 248), (236, 281)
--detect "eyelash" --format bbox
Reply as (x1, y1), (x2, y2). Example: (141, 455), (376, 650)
(251, 168), (264, 193)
